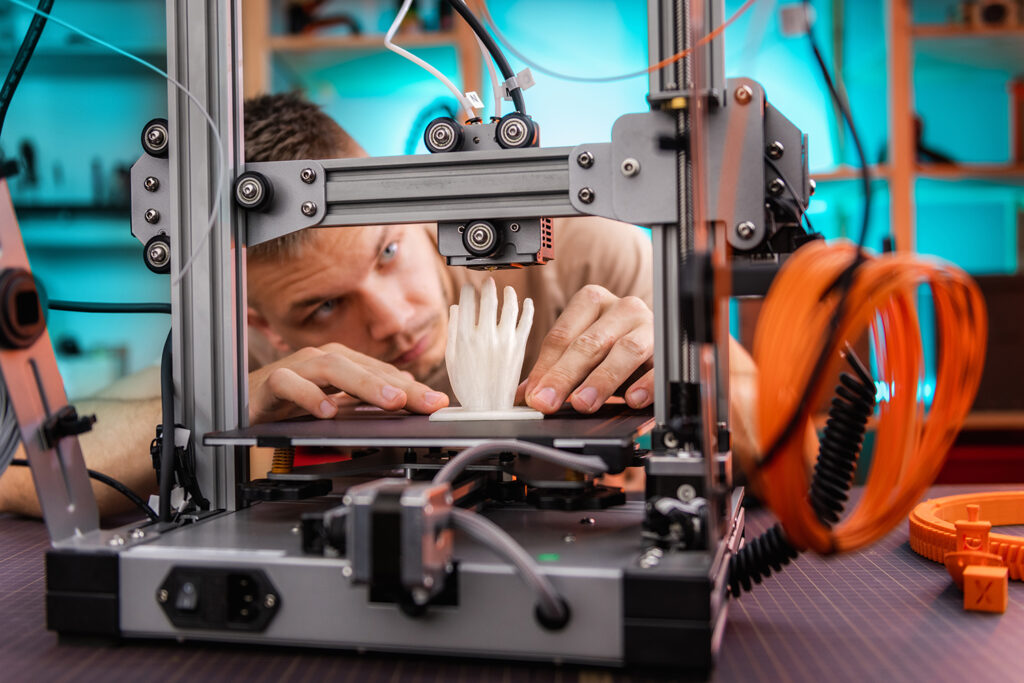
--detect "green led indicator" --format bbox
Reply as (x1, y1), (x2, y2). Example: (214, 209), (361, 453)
(537, 553), (560, 562)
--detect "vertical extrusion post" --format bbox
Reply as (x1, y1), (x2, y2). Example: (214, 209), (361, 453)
(165, 0), (248, 511)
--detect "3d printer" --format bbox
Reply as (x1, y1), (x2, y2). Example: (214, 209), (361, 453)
(0, 0), (987, 674)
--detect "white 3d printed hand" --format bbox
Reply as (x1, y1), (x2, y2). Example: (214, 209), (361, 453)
(429, 278), (543, 422)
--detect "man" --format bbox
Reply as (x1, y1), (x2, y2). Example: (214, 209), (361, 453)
(0, 92), (759, 517)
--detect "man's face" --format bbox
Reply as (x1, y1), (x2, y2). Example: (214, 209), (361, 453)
(247, 224), (450, 381)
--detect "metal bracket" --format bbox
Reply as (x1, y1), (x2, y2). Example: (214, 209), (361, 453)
(241, 160), (326, 247)
(130, 153), (171, 246)
(569, 111), (680, 224)
(0, 181), (100, 542)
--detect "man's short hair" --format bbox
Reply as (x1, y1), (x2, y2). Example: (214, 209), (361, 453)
(244, 92), (364, 261)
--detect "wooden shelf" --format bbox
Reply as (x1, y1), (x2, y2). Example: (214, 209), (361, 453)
(812, 166), (889, 183)
(267, 31), (461, 54)
(912, 24), (1024, 39)
(813, 164), (1024, 185)
(911, 24), (1024, 70)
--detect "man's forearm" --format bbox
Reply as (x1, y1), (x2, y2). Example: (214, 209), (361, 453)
(0, 396), (161, 518)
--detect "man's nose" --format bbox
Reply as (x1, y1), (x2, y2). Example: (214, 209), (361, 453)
(362, 285), (414, 341)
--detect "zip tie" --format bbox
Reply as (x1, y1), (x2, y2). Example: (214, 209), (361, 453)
(502, 68), (535, 101)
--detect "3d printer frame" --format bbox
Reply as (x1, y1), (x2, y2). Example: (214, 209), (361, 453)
(4, 0), (812, 672)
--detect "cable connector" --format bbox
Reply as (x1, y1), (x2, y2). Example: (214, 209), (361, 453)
(39, 405), (95, 450)
(502, 68), (535, 101)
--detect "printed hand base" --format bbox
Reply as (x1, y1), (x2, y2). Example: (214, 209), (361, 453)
(430, 278), (543, 422)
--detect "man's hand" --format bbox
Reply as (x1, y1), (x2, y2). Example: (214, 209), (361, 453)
(521, 285), (653, 414)
(249, 343), (448, 424)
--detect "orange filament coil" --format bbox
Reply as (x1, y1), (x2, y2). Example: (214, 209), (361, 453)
(752, 241), (988, 555)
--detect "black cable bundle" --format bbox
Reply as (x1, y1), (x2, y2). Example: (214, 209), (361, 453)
(729, 351), (876, 597)
(442, 0), (526, 114)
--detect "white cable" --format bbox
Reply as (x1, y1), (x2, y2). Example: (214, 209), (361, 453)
(3, 0), (227, 289)
(476, 34), (501, 117)
(386, 0), (476, 120)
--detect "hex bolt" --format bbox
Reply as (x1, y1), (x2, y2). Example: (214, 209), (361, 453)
(576, 151), (595, 169)
(300, 200), (317, 217)
(143, 176), (160, 192)
(767, 141), (785, 159)
(157, 589), (169, 603)
(663, 432), (679, 449)
(300, 167), (317, 184)
(734, 84), (754, 105)
(264, 594), (277, 609)
(509, 222), (520, 232)
(620, 158), (640, 177)
(768, 178), (786, 196)
(578, 187), (595, 204)
(144, 209), (160, 224)
(736, 221), (756, 239)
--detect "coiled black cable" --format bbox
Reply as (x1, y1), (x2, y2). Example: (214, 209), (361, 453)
(809, 351), (875, 525)
(10, 459), (158, 521)
(729, 350), (876, 597)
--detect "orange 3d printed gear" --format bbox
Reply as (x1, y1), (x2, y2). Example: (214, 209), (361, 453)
(751, 241), (987, 556)
(909, 492), (1024, 581)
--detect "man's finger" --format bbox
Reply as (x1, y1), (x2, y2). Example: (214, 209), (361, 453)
(569, 323), (654, 414)
(258, 366), (336, 423)
(625, 368), (655, 408)
(527, 297), (651, 413)
(523, 285), (617, 398)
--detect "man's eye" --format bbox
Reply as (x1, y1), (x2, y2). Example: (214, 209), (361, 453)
(380, 240), (399, 264)
(312, 299), (340, 320)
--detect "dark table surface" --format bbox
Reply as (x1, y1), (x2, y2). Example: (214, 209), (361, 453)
(2, 484), (1022, 682)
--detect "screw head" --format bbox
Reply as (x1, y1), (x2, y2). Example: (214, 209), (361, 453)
(767, 141), (785, 159)
(677, 484), (697, 502)
(300, 167), (317, 184)
(300, 200), (317, 217)
(157, 589), (169, 603)
(411, 587), (431, 605)
(620, 158), (640, 177)
(768, 178), (786, 196)
(264, 594), (277, 609)
(576, 151), (595, 169)
(734, 84), (754, 105)
(147, 242), (170, 267)
(144, 208), (160, 224)
(736, 221), (756, 239)
(146, 127), (166, 147)
(144, 176), (160, 192)
(130, 528), (146, 539)
(108, 534), (125, 547)
(663, 432), (679, 449)
(509, 222), (520, 232)
(563, 533), (577, 543)
(240, 181), (258, 199)
(342, 565), (353, 578)
(578, 187), (595, 204)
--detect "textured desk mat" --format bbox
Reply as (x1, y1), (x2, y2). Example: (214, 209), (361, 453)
(2, 485), (1022, 682)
